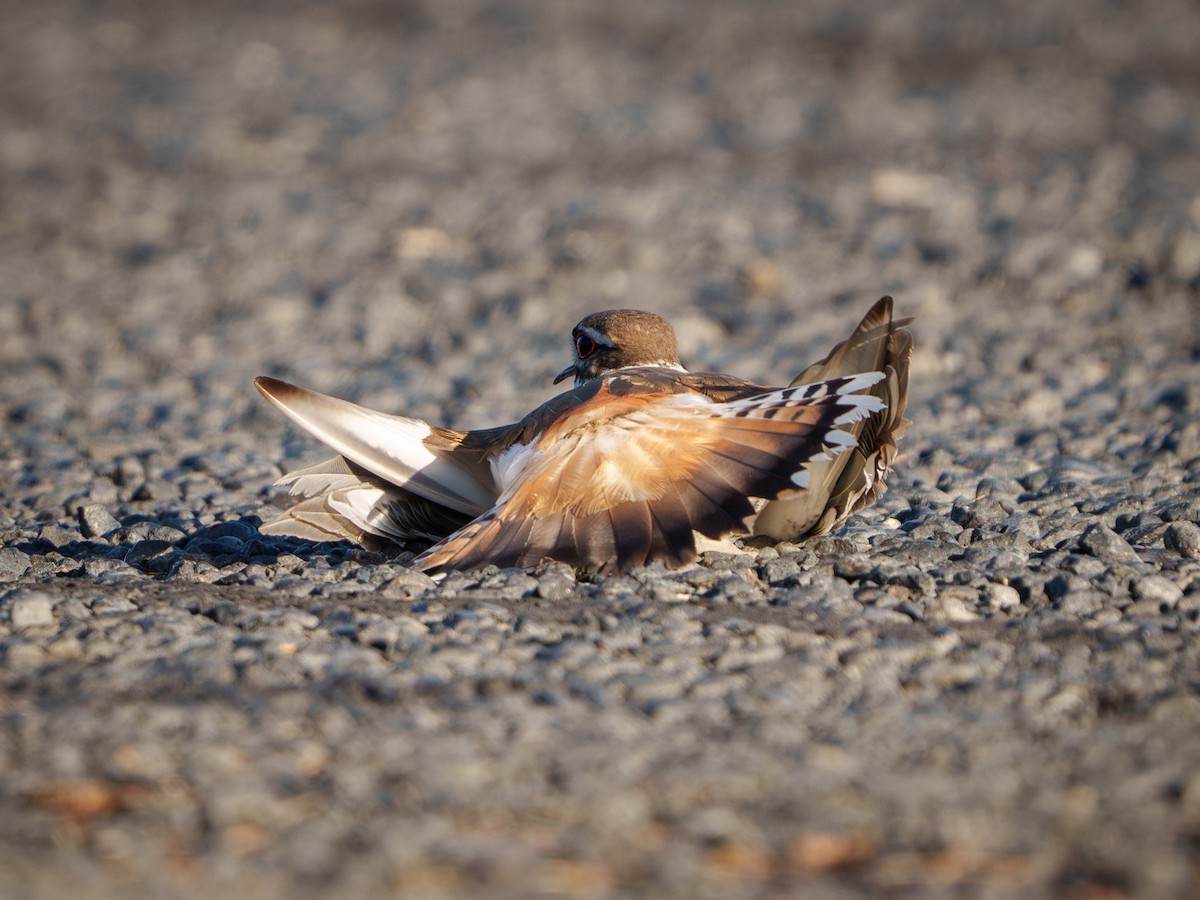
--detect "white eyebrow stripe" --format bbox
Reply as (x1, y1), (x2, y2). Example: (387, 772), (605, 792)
(577, 325), (615, 348)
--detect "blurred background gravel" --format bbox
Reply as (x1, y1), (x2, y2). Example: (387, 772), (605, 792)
(2, 1), (1199, 897)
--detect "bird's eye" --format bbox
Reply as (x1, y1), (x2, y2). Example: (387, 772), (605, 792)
(575, 333), (596, 358)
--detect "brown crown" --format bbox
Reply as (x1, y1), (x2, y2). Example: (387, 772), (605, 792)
(574, 309), (682, 367)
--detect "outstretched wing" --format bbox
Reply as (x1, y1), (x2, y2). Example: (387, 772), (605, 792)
(255, 377), (497, 516)
(415, 372), (886, 574)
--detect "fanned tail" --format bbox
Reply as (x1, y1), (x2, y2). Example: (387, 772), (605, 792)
(754, 296), (913, 539)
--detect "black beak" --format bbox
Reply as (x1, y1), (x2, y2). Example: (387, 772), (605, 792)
(553, 364), (575, 385)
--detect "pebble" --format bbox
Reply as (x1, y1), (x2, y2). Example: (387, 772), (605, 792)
(0, 548), (31, 580)
(6, 589), (56, 628)
(77, 503), (122, 539)
(1164, 521), (1200, 558)
(536, 571), (575, 601)
(1130, 575), (1184, 609)
(982, 582), (1021, 611)
(38, 525), (78, 547)
(1077, 523), (1141, 564)
(125, 541), (179, 572)
(928, 588), (979, 622)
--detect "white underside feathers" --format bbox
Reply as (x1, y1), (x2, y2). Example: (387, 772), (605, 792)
(256, 378), (494, 515)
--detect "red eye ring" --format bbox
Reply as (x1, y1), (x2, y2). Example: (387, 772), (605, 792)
(575, 333), (597, 358)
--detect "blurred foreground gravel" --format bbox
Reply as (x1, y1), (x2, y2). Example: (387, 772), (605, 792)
(2, 1), (1200, 897)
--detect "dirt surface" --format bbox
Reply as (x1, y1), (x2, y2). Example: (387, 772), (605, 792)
(2, 1), (1200, 898)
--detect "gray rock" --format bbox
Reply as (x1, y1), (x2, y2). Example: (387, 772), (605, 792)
(6, 589), (55, 628)
(0, 548), (31, 581)
(84, 557), (128, 578)
(114, 455), (146, 486)
(1164, 521), (1200, 558)
(536, 571), (575, 601)
(131, 480), (177, 501)
(77, 503), (122, 539)
(1077, 523), (1140, 564)
(125, 540), (177, 568)
(928, 587), (979, 622)
(477, 572), (539, 601)
(1156, 497), (1200, 523)
(1045, 573), (1087, 601)
(147, 525), (187, 543)
(1130, 575), (1184, 609)
(38, 524), (78, 547)
(982, 582), (1021, 610)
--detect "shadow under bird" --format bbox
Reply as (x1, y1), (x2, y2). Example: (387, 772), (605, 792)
(254, 297), (912, 575)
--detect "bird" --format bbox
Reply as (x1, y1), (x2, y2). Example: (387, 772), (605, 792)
(254, 297), (912, 575)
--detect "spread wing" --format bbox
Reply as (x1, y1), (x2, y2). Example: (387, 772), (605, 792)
(254, 377), (497, 516)
(414, 372), (886, 575)
(755, 296), (913, 539)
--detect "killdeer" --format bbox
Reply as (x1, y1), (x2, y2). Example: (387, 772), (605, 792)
(255, 297), (912, 574)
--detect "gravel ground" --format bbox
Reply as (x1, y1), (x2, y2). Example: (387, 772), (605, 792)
(3, 1), (1200, 897)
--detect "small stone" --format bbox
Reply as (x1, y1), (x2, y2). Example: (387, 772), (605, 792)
(928, 588), (978, 622)
(536, 572), (574, 602)
(95, 564), (142, 584)
(132, 480), (175, 501)
(0, 548), (31, 581)
(639, 581), (692, 603)
(4, 640), (46, 667)
(1058, 591), (1103, 615)
(46, 635), (84, 658)
(832, 555), (874, 581)
(1130, 575), (1183, 609)
(1065, 555), (1108, 579)
(760, 557), (802, 586)
(478, 572), (538, 601)
(1077, 523), (1140, 564)
(115, 455), (146, 486)
(125, 540), (175, 564)
(147, 525), (187, 543)
(381, 570), (436, 598)
(38, 525), (78, 548)
(1157, 497), (1200, 523)
(88, 481), (119, 505)
(1065, 242), (1103, 283)
(708, 573), (765, 603)
(1045, 573), (1086, 601)
(1009, 574), (1047, 606)
(7, 590), (56, 628)
(84, 558), (126, 578)
(53, 597), (91, 621)
(192, 520), (259, 542)
(1164, 522), (1200, 558)
(124, 540), (180, 574)
(77, 503), (122, 539)
(983, 582), (1021, 610)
